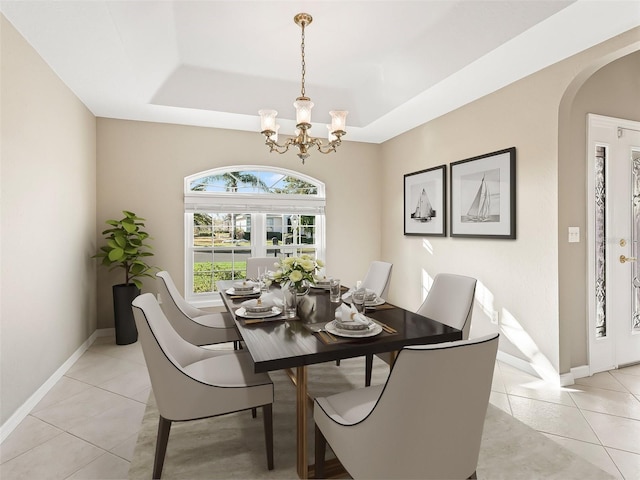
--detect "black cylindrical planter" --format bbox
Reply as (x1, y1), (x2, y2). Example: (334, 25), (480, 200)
(113, 283), (141, 345)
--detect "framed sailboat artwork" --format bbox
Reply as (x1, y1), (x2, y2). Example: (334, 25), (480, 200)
(404, 165), (446, 236)
(450, 147), (516, 239)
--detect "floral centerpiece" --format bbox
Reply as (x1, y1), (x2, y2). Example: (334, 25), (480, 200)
(273, 254), (324, 294)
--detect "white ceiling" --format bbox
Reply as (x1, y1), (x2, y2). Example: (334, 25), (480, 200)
(1, 1), (639, 143)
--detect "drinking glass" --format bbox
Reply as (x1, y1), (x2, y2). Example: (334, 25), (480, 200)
(329, 278), (341, 303)
(352, 288), (366, 314)
(283, 285), (297, 318)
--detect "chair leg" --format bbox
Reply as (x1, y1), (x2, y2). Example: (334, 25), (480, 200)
(153, 416), (172, 479)
(335, 359), (340, 366)
(262, 404), (274, 470)
(252, 407), (257, 418)
(314, 424), (326, 479)
(365, 354), (373, 387)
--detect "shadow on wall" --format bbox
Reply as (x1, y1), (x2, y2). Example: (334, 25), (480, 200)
(421, 271), (559, 384)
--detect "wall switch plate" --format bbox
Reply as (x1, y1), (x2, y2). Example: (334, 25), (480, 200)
(568, 227), (580, 243)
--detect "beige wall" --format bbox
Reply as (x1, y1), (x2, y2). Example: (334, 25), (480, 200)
(95, 119), (382, 328)
(2, 8), (638, 430)
(380, 27), (640, 378)
(1, 15), (97, 424)
(558, 49), (640, 372)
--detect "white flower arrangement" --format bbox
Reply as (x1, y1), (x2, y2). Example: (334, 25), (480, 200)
(272, 254), (325, 291)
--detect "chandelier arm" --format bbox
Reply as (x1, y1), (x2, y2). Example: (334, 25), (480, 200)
(263, 136), (293, 155)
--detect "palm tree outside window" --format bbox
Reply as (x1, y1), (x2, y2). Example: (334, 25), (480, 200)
(184, 166), (326, 306)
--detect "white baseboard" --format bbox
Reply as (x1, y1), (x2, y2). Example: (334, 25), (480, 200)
(560, 365), (590, 386)
(497, 350), (540, 378)
(0, 329), (109, 444)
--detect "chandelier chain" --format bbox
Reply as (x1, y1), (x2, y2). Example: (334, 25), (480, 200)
(300, 21), (306, 98)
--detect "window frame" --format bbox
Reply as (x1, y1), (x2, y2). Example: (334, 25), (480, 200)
(184, 165), (326, 307)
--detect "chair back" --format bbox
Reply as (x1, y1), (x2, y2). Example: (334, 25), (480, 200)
(246, 257), (277, 279)
(361, 261), (393, 298)
(417, 273), (477, 339)
(132, 293), (225, 419)
(157, 270), (203, 318)
(329, 333), (498, 479)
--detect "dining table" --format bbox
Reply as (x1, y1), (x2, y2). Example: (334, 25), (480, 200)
(218, 280), (462, 479)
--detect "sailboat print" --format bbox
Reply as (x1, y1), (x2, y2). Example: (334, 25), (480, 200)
(466, 175), (491, 222)
(411, 188), (436, 222)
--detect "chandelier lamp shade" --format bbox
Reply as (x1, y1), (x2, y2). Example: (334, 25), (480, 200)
(259, 13), (348, 164)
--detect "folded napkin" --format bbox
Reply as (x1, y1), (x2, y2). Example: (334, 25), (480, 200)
(241, 293), (282, 310)
(335, 303), (369, 326)
(233, 280), (257, 290)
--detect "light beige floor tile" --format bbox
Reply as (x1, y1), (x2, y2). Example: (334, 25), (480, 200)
(0, 432), (103, 480)
(130, 387), (152, 404)
(542, 433), (623, 479)
(491, 363), (507, 394)
(489, 391), (511, 415)
(617, 364), (640, 377)
(0, 416), (63, 464)
(606, 448), (640, 480)
(66, 452), (130, 479)
(32, 386), (134, 431)
(569, 384), (640, 420)
(89, 340), (146, 366)
(575, 372), (628, 392)
(509, 396), (600, 443)
(582, 410), (640, 454)
(66, 352), (141, 386)
(110, 432), (140, 461)
(31, 376), (92, 413)
(501, 364), (576, 407)
(98, 366), (151, 400)
(68, 400), (147, 450)
(611, 371), (640, 395)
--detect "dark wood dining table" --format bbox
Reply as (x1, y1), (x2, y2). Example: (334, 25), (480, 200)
(218, 280), (462, 479)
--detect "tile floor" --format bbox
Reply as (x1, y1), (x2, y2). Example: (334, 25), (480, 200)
(1, 335), (640, 479)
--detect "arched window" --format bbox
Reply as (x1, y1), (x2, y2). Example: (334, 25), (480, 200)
(184, 165), (326, 305)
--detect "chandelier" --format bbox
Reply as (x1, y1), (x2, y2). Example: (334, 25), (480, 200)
(259, 13), (348, 165)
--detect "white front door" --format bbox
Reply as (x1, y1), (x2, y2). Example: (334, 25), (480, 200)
(588, 114), (640, 372)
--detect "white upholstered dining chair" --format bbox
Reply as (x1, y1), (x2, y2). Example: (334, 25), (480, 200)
(416, 273), (477, 340)
(360, 260), (393, 298)
(132, 293), (274, 479)
(364, 272), (477, 386)
(246, 256), (277, 279)
(156, 270), (240, 347)
(314, 333), (499, 480)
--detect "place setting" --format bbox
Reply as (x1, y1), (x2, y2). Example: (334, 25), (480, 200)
(234, 293), (289, 325)
(341, 287), (395, 311)
(225, 280), (261, 299)
(309, 303), (396, 344)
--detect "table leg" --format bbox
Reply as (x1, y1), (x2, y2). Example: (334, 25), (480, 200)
(296, 366), (308, 479)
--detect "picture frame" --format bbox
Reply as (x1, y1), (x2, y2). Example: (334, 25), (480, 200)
(450, 147), (516, 239)
(404, 165), (446, 236)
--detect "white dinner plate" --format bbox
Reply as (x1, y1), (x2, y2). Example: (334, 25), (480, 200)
(341, 292), (386, 307)
(226, 287), (260, 297)
(235, 307), (282, 319)
(325, 320), (382, 338)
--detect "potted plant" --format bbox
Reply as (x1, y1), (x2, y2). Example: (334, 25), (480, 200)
(94, 211), (157, 344)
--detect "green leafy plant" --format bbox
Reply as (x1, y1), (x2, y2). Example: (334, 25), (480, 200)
(94, 211), (157, 289)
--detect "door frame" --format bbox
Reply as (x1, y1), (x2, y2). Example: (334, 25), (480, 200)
(586, 113), (640, 373)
